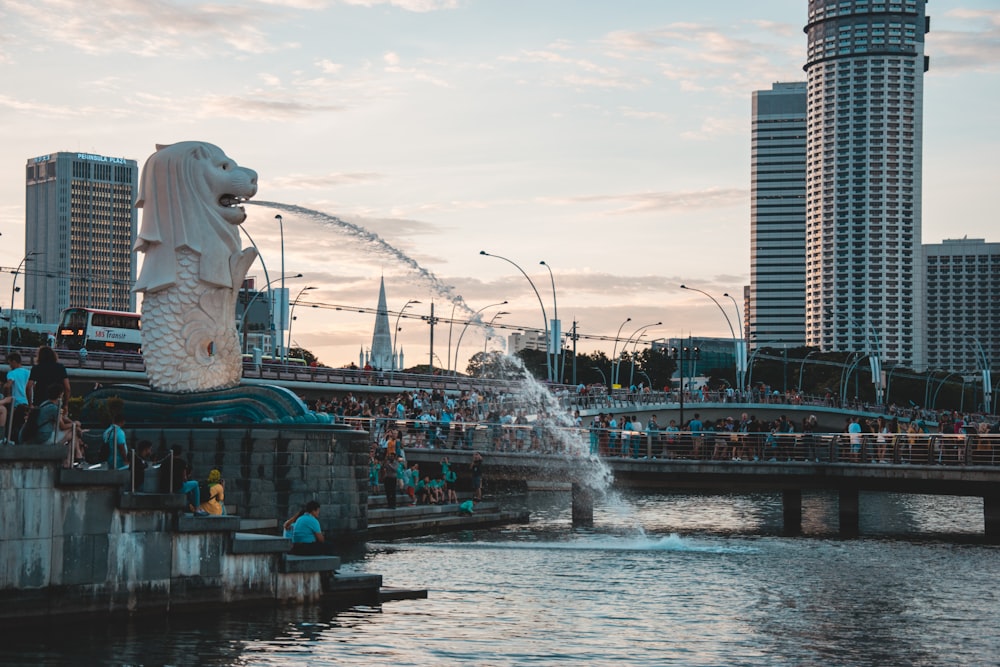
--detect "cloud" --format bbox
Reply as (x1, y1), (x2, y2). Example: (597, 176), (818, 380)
(3, 0), (279, 57)
(268, 172), (385, 189)
(0, 93), (94, 117)
(603, 22), (802, 95)
(339, 0), (460, 11)
(681, 115), (744, 141)
(928, 9), (1000, 73)
(502, 49), (645, 90)
(544, 187), (747, 215)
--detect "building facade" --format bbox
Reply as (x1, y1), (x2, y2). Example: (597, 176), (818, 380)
(803, 0), (929, 369)
(924, 238), (1000, 375)
(750, 81), (808, 350)
(24, 152), (139, 323)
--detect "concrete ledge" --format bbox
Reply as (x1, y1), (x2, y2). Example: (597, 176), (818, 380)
(231, 532), (290, 554)
(0, 445), (66, 463)
(280, 554), (341, 573)
(177, 514), (242, 533)
(238, 518), (279, 532)
(330, 573), (382, 591)
(58, 468), (129, 486)
(119, 492), (188, 511)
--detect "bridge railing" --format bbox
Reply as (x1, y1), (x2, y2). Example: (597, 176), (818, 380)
(349, 416), (1000, 467)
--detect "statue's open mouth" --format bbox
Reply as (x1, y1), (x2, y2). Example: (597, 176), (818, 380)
(219, 194), (249, 209)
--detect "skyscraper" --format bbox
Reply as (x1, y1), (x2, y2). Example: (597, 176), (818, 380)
(924, 238), (1000, 376)
(24, 152), (139, 323)
(750, 81), (807, 350)
(803, 0), (929, 369)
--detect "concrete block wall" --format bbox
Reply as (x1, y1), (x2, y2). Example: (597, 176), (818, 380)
(0, 424), (371, 622)
(125, 424), (370, 538)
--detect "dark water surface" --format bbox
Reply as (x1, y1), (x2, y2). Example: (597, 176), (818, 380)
(4, 491), (998, 666)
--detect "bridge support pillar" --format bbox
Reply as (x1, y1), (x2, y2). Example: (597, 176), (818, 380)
(782, 489), (802, 536)
(571, 483), (594, 526)
(839, 489), (860, 538)
(984, 495), (1000, 542)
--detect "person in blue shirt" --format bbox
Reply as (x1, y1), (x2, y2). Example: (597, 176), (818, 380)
(290, 500), (334, 555)
(104, 413), (129, 470)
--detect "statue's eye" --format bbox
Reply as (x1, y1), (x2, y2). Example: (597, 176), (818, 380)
(221, 162), (230, 170)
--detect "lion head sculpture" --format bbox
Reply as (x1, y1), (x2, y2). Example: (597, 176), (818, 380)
(133, 141), (258, 294)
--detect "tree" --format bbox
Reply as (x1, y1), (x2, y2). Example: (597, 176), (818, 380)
(287, 346), (322, 367)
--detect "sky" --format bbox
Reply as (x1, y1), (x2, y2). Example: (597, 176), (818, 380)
(1, 0), (998, 372)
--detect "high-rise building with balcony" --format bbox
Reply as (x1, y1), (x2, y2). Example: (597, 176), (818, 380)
(750, 81), (807, 350)
(803, 0), (929, 369)
(924, 238), (1000, 376)
(24, 151), (139, 323)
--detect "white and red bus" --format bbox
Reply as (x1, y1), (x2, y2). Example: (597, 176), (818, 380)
(56, 308), (142, 353)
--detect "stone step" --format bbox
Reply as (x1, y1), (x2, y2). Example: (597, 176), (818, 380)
(280, 553), (341, 573)
(368, 500), (499, 523)
(231, 532), (290, 554)
(366, 509), (529, 539)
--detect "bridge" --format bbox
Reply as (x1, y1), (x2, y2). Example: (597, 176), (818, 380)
(401, 431), (1000, 541)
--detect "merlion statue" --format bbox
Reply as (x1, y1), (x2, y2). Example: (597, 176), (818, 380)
(133, 142), (258, 393)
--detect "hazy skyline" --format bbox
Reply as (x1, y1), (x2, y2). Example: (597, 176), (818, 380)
(1, 0), (998, 371)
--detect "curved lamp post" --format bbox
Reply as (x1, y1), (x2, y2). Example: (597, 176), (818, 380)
(482, 311), (509, 355)
(539, 260), (560, 382)
(968, 336), (992, 413)
(722, 292), (747, 393)
(392, 299), (421, 371)
(6, 251), (42, 353)
(453, 300), (507, 375)
(681, 285), (739, 389)
(274, 214), (287, 361)
(480, 251), (550, 382)
(798, 350), (818, 394)
(610, 317), (632, 389)
(932, 372), (963, 410)
(591, 366), (607, 387)
(624, 321), (661, 389)
(286, 286), (317, 357)
(239, 273), (302, 354)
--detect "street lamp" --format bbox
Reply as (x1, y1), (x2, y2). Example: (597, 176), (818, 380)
(480, 251), (550, 382)
(274, 214), (287, 362)
(239, 273), (302, 354)
(723, 292), (748, 393)
(591, 366), (607, 386)
(483, 311), (509, 355)
(7, 251), (42, 353)
(540, 260), (560, 382)
(393, 299), (421, 371)
(624, 321), (661, 389)
(680, 284), (739, 389)
(798, 350), (818, 394)
(610, 317), (631, 389)
(453, 300), (507, 375)
(286, 286), (317, 357)
(968, 336), (992, 413)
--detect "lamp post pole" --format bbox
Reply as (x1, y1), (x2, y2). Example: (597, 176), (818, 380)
(274, 214), (286, 362)
(723, 292), (747, 396)
(483, 311), (507, 355)
(286, 286), (316, 358)
(480, 251), (550, 382)
(610, 317), (632, 390)
(540, 260), (559, 383)
(239, 273), (303, 355)
(453, 300), (507, 374)
(968, 336), (992, 413)
(393, 299), (421, 372)
(681, 284), (738, 389)
(7, 251), (41, 353)
(624, 321), (661, 389)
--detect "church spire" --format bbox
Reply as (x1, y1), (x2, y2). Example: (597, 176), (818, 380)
(369, 277), (395, 370)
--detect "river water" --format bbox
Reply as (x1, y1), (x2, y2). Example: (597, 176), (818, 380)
(4, 490), (999, 666)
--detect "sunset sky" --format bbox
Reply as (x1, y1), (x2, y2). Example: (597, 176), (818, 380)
(1, 0), (997, 370)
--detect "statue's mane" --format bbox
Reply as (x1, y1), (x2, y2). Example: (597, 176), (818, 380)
(133, 141), (242, 293)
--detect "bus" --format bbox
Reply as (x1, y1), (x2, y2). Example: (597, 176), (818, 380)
(56, 308), (142, 353)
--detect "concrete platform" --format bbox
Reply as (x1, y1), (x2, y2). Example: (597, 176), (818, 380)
(231, 532), (290, 554)
(281, 554), (341, 573)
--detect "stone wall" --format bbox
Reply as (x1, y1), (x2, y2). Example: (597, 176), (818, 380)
(0, 424), (371, 623)
(125, 424), (370, 536)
